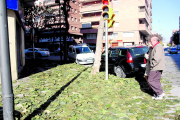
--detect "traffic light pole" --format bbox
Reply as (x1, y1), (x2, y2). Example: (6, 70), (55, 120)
(105, 20), (108, 80)
(0, 0), (14, 119)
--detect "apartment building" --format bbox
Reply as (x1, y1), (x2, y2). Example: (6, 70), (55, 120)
(80, 0), (152, 47)
(27, 0), (82, 51)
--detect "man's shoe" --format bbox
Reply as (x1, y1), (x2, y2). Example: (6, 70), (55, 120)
(152, 93), (166, 100)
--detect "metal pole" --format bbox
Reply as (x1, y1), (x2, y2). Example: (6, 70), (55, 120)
(0, 0), (14, 119)
(105, 20), (108, 80)
(32, 11), (35, 59)
(32, 28), (35, 59)
(59, 2), (62, 63)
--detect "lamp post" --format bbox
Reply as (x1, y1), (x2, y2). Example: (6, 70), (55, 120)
(32, 11), (35, 59)
(55, 0), (62, 63)
(0, 0), (14, 119)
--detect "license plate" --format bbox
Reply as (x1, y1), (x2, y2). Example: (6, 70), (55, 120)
(141, 64), (146, 67)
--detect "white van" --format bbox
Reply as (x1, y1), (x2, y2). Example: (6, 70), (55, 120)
(68, 44), (95, 64)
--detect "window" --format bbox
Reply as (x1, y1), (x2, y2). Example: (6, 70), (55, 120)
(71, 26), (74, 30)
(111, 33), (118, 38)
(75, 9), (77, 13)
(123, 32), (134, 37)
(119, 49), (126, 56)
(114, 11), (119, 16)
(113, 0), (118, 4)
(114, 22), (119, 27)
(75, 27), (77, 31)
(139, 6), (145, 12)
(87, 34), (96, 39)
(109, 49), (119, 57)
(71, 8), (73, 12)
(79, 3), (81, 6)
(71, 17), (73, 21)
(75, 18), (77, 22)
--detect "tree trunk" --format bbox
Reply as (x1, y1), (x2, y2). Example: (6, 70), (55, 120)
(91, 16), (104, 75)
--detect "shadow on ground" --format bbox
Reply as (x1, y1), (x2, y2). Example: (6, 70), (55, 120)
(24, 67), (88, 120)
(134, 75), (155, 96)
(18, 59), (74, 79)
(0, 107), (22, 120)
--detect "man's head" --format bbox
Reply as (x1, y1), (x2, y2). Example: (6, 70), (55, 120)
(150, 36), (159, 46)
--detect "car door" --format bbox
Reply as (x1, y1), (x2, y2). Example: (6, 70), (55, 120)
(68, 47), (73, 59)
(101, 49), (119, 71)
(26, 49), (33, 56)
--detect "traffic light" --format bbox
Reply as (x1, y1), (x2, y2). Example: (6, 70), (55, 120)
(102, 0), (110, 20)
(107, 9), (115, 28)
(102, 0), (115, 28)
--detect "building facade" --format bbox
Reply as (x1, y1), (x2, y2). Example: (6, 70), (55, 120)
(0, 0), (35, 82)
(80, 0), (152, 47)
(28, 0), (83, 51)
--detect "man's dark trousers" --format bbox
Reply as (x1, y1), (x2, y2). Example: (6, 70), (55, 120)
(148, 70), (163, 96)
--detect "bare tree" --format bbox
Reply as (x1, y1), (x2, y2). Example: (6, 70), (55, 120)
(146, 33), (163, 43)
(91, 16), (104, 75)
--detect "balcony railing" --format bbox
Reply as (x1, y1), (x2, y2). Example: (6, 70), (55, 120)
(82, 23), (92, 28)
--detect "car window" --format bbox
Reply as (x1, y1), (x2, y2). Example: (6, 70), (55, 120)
(109, 49), (119, 57)
(28, 49), (33, 51)
(102, 50), (110, 56)
(171, 48), (176, 50)
(119, 49), (126, 56)
(75, 47), (91, 54)
(130, 47), (148, 57)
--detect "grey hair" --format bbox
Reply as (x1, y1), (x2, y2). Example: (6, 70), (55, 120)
(151, 36), (159, 42)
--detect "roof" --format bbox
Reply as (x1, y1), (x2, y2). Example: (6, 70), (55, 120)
(69, 44), (88, 48)
(110, 45), (147, 49)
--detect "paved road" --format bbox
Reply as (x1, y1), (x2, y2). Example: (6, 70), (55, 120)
(163, 51), (180, 98)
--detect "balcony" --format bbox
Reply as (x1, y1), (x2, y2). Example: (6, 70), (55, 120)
(81, 16), (101, 23)
(138, 12), (150, 24)
(138, 24), (151, 35)
(79, 0), (100, 3)
(82, 23), (92, 28)
(80, 28), (98, 34)
(81, 5), (102, 13)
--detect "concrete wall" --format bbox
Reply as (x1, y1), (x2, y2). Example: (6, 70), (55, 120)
(0, 9), (25, 83)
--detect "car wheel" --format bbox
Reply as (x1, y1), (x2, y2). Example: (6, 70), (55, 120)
(76, 59), (80, 65)
(115, 66), (126, 78)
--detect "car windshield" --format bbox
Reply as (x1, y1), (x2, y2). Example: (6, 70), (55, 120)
(130, 47), (148, 57)
(76, 47), (91, 54)
(171, 48), (176, 50)
(37, 48), (43, 51)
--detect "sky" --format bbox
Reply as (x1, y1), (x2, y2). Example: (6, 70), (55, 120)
(152, 0), (180, 42)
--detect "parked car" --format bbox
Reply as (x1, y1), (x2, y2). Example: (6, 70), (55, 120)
(101, 45), (148, 78)
(54, 48), (63, 56)
(25, 48), (50, 57)
(169, 47), (178, 54)
(87, 45), (96, 53)
(41, 48), (50, 52)
(68, 44), (95, 64)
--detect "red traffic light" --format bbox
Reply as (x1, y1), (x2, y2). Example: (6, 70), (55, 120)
(102, 0), (109, 5)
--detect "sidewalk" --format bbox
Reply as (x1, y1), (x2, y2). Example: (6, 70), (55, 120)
(25, 55), (65, 60)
